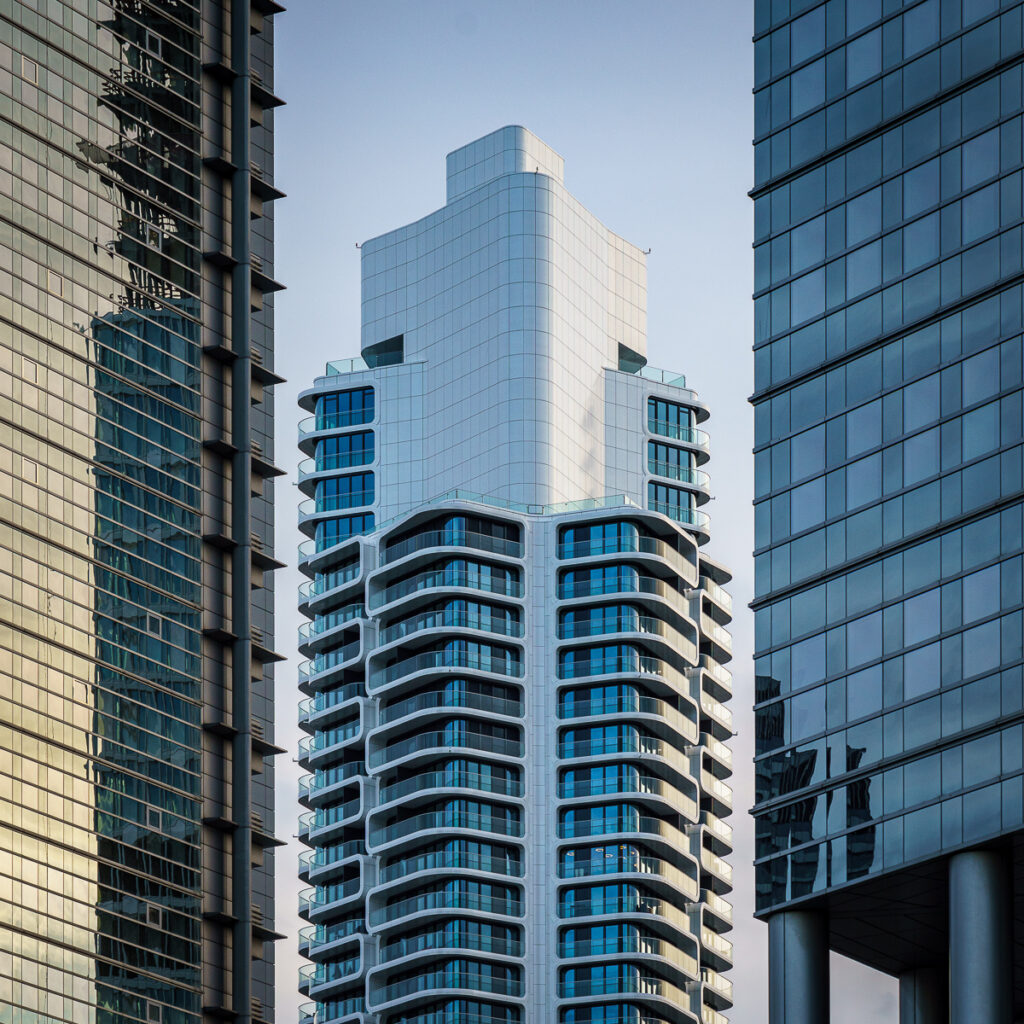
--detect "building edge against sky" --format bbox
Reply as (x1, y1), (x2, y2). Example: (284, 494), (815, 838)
(1, 2), (284, 1024)
(293, 126), (736, 1023)
(751, 1), (1024, 1021)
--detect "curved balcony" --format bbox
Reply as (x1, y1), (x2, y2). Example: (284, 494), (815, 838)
(557, 614), (697, 665)
(378, 847), (524, 885)
(299, 492), (376, 538)
(557, 533), (697, 585)
(702, 966), (733, 1008)
(369, 966), (524, 1009)
(647, 502), (711, 538)
(558, 771), (697, 821)
(299, 683), (365, 730)
(558, 851), (699, 900)
(699, 614), (732, 658)
(299, 603), (366, 648)
(369, 728), (524, 770)
(698, 577), (732, 615)
(379, 927), (523, 965)
(557, 811), (688, 849)
(701, 927), (733, 971)
(380, 608), (524, 646)
(300, 798), (362, 844)
(298, 447), (375, 491)
(699, 770), (732, 817)
(300, 954), (362, 997)
(298, 530), (371, 568)
(370, 808), (524, 850)
(558, 934), (699, 984)
(698, 694), (732, 737)
(558, 572), (687, 606)
(370, 648), (524, 691)
(379, 687), (523, 728)
(648, 419), (711, 462)
(299, 639), (361, 691)
(556, 972), (693, 1022)
(371, 567), (523, 612)
(299, 840), (366, 885)
(557, 694), (696, 751)
(299, 560), (363, 611)
(299, 878), (364, 921)
(648, 460), (711, 496)
(379, 767), (523, 806)
(369, 888), (524, 928)
(380, 1006), (521, 1024)
(299, 410), (375, 448)
(298, 719), (362, 769)
(300, 762), (365, 806)
(381, 528), (523, 567)
(700, 847), (733, 890)
(557, 733), (695, 783)
(302, 995), (366, 1024)
(701, 888), (733, 930)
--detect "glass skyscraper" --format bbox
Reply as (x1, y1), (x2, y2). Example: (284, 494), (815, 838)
(295, 126), (735, 1024)
(0, 3), (283, 1024)
(752, 1), (1024, 1020)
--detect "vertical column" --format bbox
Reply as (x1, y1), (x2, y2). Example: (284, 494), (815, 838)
(768, 910), (830, 1024)
(949, 849), (1012, 1024)
(899, 966), (946, 1024)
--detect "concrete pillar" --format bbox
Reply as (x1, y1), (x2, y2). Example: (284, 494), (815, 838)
(768, 910), (830, 1024)
(949, 849), (1012, 1024)
(900, 966), (947, 1024)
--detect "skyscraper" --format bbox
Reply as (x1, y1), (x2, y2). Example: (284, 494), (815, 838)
(0, 2), (283, 1023)
(752, 2), (1024, 1020)
(295, 126), (734, 1024)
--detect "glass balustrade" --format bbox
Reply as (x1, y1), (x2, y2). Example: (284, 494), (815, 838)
(371, 568), (522, 609)
(648, 419), (711, 449)
(298, 684), (363, 723)
(558, 573), (683, 601)
(369, 730), (523, 768)
(298, 605), (365, 643)
(647, 460), (711, 488)
(647, 501), (711, 531)
(371, 809), (524, 845)
(298, 641), (361, 683)
(557, 853), (698, 897)
(379, 688), (522, 725)
(378, 848), (523, 884)
(371, 649), (524, 688)
(299, 561), (362, 604)
(557, 534), (695, 581)
(370, 888), (523, 925)
(298, 720), (361, 760)
(380, 609), (524, 645)
(373, 970), (524, 1003)
(382, 528), (523, 565)
(300, 762), (365, 801)
(557, 693), (694, 739)
(380, 928), (523, 963)
(379, 768), (523, 804)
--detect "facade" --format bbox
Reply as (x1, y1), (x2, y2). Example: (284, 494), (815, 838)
(295, 126), (735, 1024)
(751, 0), (1024, 1020)
(0, 3), (284, 1024)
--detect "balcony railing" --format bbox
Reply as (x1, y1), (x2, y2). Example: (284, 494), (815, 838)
(557, 693), (695, 742)
(647, 460), (711, 488)
(557, 851), (698, 898)
(299, 409), (374, 437)
(300, 491), (375, 517)
(299, 683), (364, 724)
(379, 767), (523, 804)
(557, 534), (695, 582)
(298, 840), (365, 875)
(558, 934), (699, 982)
(378, 847), (523, 884)
(298, 604), (365, 643)
(382, 528), (522, 565)
(380, 608), (524, 645)
(379, 688), (522, 726)
(300, 761), (365, 801)
(380, 928), (523, 963)
(369, 729), (523, 768)
(647, 501), (711, 532)
(299, 561), (362, 604)
(371, 567), (522, 609)
(648, 418), (710, 450)
(372, 970), (524, 1004)
(557, 771), (697, 819)
(369, 888), (523, 925)
(371, 808), (523, 846)
(370, 648), (524, 689)
(298, 448), (374, 482)
(699, 576), (732, 613)
(299, 641), (361, 684)
(298, 719), (360, 760)
(558, 572), (682, 602)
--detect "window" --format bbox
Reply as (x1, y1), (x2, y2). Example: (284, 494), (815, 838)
(22, 458), (36, 482)
(315, 387), (374, 429)
(146, 905), (163, 928)
(21, 56), (37, 83)
(314, 472), (374, 511)
(22, 357), (36, 382)
(46, 270), (63, 296)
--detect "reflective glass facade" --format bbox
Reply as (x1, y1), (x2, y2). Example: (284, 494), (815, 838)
(0, 2), (282, 1022)
(296, 128), (735, 1024)
(752, 0), (1024, 1015)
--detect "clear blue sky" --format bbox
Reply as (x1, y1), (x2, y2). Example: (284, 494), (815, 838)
(272, 3), (896, 1021)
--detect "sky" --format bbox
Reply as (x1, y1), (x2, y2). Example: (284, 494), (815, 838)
(272, 2), (897, 1021)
